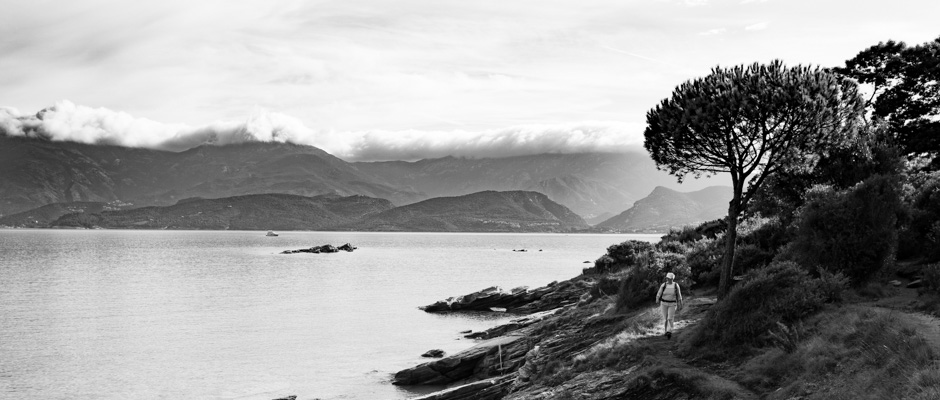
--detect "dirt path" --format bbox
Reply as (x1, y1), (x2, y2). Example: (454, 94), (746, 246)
(864, 286), (940, 353)
(631, 296), (760, 400)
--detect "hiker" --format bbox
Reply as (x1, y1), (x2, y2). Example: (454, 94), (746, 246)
(656, 272), (683, 339)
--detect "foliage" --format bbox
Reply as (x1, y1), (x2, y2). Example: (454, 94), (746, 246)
(614, 250), (691, 312)
(693, 261), (827, 347)
(783, 175), (902, 284)
(644, 60), (865, 297)
(835, 36), (940, 163)
(902, 171), (940, 261)
(594, 240), (654, 273)
(659, 219), (726, 244)
(750, 124), (905, 224)
(737, 307), (937, 399)
(919, 263), (940, 294)
(685, 236), (724, 286)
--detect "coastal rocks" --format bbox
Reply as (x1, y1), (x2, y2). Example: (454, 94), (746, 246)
(422, 349), (446, 358)
(420, 285), (552, 313)
(392, 332), (533, 386)
(281, 243), (357, 254)
(411, 375), (515, 400)
(464, 308), (563, 340)
(421, 279), (594, 314)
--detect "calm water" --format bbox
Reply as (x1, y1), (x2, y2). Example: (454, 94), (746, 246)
(0, 230), (661, 400)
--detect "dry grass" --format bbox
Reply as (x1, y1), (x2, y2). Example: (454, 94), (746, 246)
(730, 305), (940, 400)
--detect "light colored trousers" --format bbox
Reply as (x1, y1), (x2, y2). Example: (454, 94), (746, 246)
(660, 302), (677, 333)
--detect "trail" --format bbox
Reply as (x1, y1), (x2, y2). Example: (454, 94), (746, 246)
(867, 285), (940, 353)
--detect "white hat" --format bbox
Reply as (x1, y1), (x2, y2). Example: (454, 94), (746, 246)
(666, 272), (675, 279)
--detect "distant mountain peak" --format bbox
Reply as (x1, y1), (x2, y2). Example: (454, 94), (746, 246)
(596, 186), (732, 232)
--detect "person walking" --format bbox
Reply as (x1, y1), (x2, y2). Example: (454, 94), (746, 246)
(656, 272), (683, 339)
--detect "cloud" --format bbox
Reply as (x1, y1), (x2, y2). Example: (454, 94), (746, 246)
(0, 101), (644, 161)
(744, 21), (770, 31)
(698, 28), (727, 36)
(336, 122), (645, 161)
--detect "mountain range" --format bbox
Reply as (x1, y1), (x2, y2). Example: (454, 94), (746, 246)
(1, 191), (588, 232)
(1, 135), (729, 229)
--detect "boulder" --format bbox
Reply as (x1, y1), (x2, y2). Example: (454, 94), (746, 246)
(337, 243), (357, 252)
(907, 279), (924, 289)
(422, 349), (446, 358)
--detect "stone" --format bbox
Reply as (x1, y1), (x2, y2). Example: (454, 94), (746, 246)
(422, 349), (446, 358)
(889, 280), (902, 287)
(907, 279), (923, 289)
(337, 243), (357, 252)
(272, 396), (296, 400)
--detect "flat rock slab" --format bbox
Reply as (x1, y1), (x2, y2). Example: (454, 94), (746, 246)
(393, 333), (529, 386)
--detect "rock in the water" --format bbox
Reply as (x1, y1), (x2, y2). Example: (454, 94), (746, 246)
(272, 396), (297, 400)
(889, 280), (902, 287)
(422, 349), (446, 358)
(907, 279), (924, 289)
(281, 244), (353, 254)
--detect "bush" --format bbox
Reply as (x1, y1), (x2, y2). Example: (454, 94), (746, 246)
(595, 240), (654, 274)
(920, 263), (940, 294)
(733, 243), (773, 275)
(904, 171), (940, 261)
(685, 237), (723, 286)
(784, 175), (902, 285)
(693, 261), (825, 347)
(615, 250), (691, 312)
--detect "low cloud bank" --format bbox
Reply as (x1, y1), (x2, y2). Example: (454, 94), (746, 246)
(0, 100), (644, 161)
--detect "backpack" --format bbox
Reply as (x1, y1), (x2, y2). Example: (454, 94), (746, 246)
(659, 282), (679, 302)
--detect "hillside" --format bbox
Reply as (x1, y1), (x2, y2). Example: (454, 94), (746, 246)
(50, 193), (394, 230)
(525, 175), (633, 220)
(0, 201), (134, 228)
(342, 190), (589, 232)
(353, 153), (724, 219)
(0, 136), (421, 216)
(596, 186), (731, 232)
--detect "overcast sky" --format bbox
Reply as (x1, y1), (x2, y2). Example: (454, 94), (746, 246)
(1, 0), (937, 161)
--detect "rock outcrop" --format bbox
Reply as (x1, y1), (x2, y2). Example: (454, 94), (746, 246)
(410, 375), (515, 400)
(464, 308), (563, 340)
(392, 331), (534, 386)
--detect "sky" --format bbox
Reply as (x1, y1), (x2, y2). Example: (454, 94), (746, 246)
(0, 0), (938, 161)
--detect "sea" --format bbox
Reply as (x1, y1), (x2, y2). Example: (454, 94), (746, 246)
(0, 230), (662, 400)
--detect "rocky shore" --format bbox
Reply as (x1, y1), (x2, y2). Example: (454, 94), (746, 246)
(391, 276), (603, 399)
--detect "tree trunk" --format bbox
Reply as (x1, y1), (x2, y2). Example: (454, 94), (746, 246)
(718, 194), (741, 299)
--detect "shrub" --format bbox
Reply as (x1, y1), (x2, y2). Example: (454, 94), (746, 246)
(733, 243), (773, 275)
(693, 261), (825, 347)
(685, 236), (723, 286)
(784, 175), (902, 285)
(595, 240), (654, 273)
(615, 250), (691, 312)
(920, 263), (940, 294)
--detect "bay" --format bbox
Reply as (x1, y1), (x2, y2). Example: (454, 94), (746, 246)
(0, 230), (661, 400)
